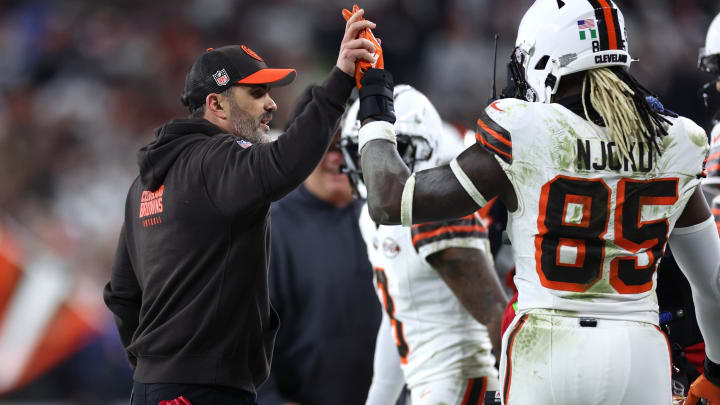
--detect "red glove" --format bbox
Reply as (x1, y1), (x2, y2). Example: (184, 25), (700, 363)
(159, 396), (192, 405)
(342, 4), (384, 88)
(686, 374), (720, 405)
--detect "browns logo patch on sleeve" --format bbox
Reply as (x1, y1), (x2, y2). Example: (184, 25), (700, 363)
(475, 110), (512, 164)
(411, 213), (488, 252)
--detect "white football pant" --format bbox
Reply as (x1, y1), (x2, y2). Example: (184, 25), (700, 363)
(500, 312), (672, 405)
(411, 376), (499, 405)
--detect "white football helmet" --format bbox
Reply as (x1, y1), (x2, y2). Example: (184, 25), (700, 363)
(339, 85), (458, 199)
(511, 0), (632, 103)
(699, 13), (720, 75)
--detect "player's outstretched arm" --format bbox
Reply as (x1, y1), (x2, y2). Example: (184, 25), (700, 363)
(357, 68), (515, 225)
(427, 247), (508, 356)
(669, 187), (720, 404)
(361, 137), (515, 225)
(359, 137), (411, 224)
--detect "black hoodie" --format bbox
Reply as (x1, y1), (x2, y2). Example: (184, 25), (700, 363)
(104, 67), (354, 394)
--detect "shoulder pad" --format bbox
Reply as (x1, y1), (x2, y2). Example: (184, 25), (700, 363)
(671, 116), (709, 151)
(475, 99), (531, 164)
(666, 116), (709, 177)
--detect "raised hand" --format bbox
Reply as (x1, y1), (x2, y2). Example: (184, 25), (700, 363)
(341, 4), (384, 88)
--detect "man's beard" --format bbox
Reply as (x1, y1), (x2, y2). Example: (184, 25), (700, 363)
(227, 100), (273, 144)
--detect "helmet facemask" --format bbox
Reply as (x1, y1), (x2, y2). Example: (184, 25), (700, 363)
(338, 132), (434, 199)
(338, 133), (366, 200)
(396, 135), (433, 173)
(699, 50), (720, 76)
(338, 85), (445, 200)
(501, 46), (540, 102)
(698, 13), (720, 106)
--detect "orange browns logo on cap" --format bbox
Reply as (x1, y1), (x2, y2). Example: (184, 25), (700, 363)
(241, 45), (264, 62)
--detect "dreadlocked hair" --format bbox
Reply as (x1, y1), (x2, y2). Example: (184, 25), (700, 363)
(581, 66), (673, 161)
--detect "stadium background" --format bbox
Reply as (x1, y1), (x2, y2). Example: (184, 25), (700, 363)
(0, 0), (718, 403)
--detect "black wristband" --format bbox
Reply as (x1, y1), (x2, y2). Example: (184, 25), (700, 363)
(705, 357), (720, 386)
(358, 69), (396, 123)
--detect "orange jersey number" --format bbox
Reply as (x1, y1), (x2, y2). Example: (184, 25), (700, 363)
(374, 267), (410, 364)
(535, 176), (678, 293)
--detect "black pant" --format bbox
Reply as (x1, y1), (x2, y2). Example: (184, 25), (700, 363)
(131, 382), (257, 405)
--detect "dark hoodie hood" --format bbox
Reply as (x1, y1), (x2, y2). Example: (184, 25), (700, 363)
(138, 118), (224, 190)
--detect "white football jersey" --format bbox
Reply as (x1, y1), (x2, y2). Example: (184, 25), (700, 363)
(476, 98), (708, 324)
(711, 122), (720, 145)
(703, 122), (720, 191)
(712, 194), (720, 235)
(358, 204), (497, 389)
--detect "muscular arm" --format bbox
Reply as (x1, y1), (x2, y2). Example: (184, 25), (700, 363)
(426, 247), (508, 356)
(675, 186), (713, 227)
(670, 187), (720, 363)
(361, 141), (516, 224)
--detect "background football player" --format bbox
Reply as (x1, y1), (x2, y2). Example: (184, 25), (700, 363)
(684, 11), (720, 405)
(700, 11), (720, 231)
(352, 0), (720, 404)
(340, 85), (507, 405)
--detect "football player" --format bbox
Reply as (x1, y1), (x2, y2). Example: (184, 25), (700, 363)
(353, 1), (720, 404)
(700, 12), (720, 234)
(683, 11), (720, 405)
(340, 85), (507, 405)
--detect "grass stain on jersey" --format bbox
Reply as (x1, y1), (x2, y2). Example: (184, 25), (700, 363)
(547, 308), (581, 317)
(588, 281), (617, 294)
(566, 204), (584, 224)
(565, 292), (611, 301)
(511, 315), (549, 364)
(661, 135), (676, 153)
(547, 117), (578, 170)
(500, 99), (529, 117)
(689, 128), (709, 149)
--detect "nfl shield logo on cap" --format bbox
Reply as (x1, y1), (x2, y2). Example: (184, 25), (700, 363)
(213, 69), (230, 86)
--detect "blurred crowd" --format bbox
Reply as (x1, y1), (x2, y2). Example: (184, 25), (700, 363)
(0, 0), (719, 402)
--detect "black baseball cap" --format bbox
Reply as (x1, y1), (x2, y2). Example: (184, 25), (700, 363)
(181, 45), (297, 111)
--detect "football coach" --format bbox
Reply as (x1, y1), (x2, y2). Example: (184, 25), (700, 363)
(103, 9), (378, 405)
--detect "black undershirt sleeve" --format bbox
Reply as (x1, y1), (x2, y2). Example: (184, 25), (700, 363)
(202, 68), (354, 216)
(257, 68), (353, 201)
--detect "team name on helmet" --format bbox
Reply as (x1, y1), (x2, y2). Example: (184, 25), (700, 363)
(595, 53), (628, 64)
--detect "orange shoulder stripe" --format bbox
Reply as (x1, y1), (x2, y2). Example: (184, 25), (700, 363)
(477, 118), (512, 147)
(476, 133), (513, 161)
(411, 224), (487, 245)
(705, 151), (720, 163)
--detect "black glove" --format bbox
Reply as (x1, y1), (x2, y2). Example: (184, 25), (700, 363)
(358, 68), (396, 123)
